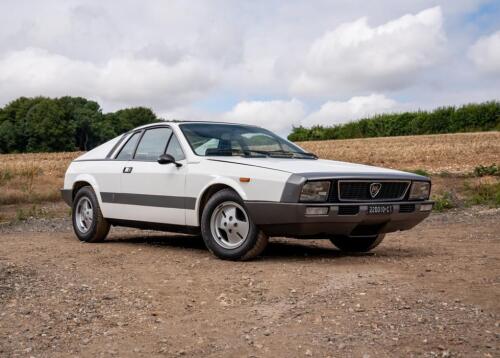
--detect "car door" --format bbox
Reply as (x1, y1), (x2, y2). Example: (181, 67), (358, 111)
(118, 126), (188, 225)
(96, 131), (143, 220)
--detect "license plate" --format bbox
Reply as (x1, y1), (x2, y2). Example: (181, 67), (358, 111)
(368, 204), (393, 215)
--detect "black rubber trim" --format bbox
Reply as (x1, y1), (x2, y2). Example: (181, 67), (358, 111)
(107, 218), (200, 235)
(297, 172), (429, 181)
(280, 174), (307, 202)
(105, 133), (128, 159)
(131, 129), (146, 159)
(100, 192), (196, 210)
(60, 189), (73, 206)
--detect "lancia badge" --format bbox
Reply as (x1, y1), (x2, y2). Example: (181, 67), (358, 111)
(370, 183), (382, 198)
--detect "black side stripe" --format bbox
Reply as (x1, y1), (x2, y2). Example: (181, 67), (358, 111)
(101, 192), (196, 210)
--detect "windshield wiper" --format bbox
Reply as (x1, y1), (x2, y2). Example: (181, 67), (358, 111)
(250, 150), (318, 159)
(206, 148), (318, 159)
(205, 149), (267, 157)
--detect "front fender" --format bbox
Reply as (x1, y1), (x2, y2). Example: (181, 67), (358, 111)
(193, 177), (248, 226)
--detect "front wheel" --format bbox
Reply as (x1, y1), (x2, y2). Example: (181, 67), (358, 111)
(330, 234), (385, 252)
(72, 186), (110, 242)
(201, 189), (268, 260)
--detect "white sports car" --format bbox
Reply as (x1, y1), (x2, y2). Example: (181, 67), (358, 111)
(61, 121), (433, 260)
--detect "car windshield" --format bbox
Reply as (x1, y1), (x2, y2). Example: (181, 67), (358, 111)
(180, 123), (317, 159)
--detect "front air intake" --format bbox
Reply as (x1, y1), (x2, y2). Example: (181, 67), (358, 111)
(338, 180), (410, 201)
(338, 205), (360, 215)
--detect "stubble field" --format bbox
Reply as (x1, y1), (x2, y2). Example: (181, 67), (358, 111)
(0, 131), (499, 357)
(1, 131), (499, 222)
(298, 131), (500, 174)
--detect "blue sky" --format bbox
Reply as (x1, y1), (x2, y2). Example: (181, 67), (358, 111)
(0, 0), (499, 134)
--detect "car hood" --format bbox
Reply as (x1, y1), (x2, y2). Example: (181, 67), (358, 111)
(205, 157), (428, 180)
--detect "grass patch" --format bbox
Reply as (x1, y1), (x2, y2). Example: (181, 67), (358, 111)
(16, 205), (40, 221)
(435, 171), (475, 179)
(473, 164), (499, 177)
(15, 204), (58, 221)
(464, 182), (500, 207)
(432, 192), (456, 212)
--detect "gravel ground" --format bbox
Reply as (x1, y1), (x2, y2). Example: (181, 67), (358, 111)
(0, 208), (499, 357)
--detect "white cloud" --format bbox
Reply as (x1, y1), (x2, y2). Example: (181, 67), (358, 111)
(468, 30), (500, 75)
(302, 94), (398, 127)
(0, 47), (216, 110)
(291, 7), (446, 95)
(167, 95), (400, 133)
(162, 99), (306, 135)
(222, 99), (306, 134)
(0, 0), (496, 131)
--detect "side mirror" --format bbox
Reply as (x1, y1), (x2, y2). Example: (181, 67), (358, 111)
(157, 154), (182, 167)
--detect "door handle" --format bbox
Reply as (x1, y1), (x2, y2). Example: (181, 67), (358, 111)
(123, 167), (133, 173)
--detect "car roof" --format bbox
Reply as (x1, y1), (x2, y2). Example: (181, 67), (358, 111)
(136, 120), (258, 130)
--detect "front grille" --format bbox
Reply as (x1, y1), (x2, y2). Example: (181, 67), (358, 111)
(338, 205), (359, 215)
(338, 180), (410, 201)
(399, 204), (415, 213)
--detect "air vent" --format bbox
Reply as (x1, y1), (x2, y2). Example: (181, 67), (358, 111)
(338, 205), (359, 215)
(399, 204), (415, 213)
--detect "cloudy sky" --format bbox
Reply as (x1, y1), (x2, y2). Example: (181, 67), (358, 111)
(0, 0), (499, 134)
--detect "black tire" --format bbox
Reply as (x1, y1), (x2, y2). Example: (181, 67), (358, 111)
(201, 189), (268, 260)
(330, 234), (385, 252)
(72, 186), (110, 243)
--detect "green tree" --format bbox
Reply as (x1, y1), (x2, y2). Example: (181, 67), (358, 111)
(0, 120), (16, 153)
(0, 96), (159, 153)
(0, 97), (45, 152)
(57, 96), (104, 150)
(25, 99), (76, 152)
(108, 107), (158, 134)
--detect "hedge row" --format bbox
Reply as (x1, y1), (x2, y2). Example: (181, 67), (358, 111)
(288, 101), (500, 141)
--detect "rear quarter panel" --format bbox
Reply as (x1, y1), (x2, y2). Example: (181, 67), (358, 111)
(63, 160), (124, 217)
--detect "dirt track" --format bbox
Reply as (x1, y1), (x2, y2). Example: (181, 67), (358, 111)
(1, 208), (499, 357)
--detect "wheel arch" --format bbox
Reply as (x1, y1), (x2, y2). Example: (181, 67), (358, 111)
(196, 180), (246, 226)
(71, 174), (101, 204)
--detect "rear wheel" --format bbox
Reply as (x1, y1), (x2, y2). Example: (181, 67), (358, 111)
(72, 186), (110, 242)
(330, 234), (385, 252)
(201, 189), (268, 260)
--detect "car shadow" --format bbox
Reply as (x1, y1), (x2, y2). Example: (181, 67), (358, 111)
(103, 232), (430, 261)
(106, 233), (207, 251)
(264, 240), (370, 260)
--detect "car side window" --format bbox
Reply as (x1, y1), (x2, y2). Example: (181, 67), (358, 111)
(115, 132), (142, 160)
(166, 134), (185, 161)
(134, 127), (173, 161)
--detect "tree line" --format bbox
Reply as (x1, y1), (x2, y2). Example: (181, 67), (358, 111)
(0, 96), (158, 153)
(288, 101), (500, 142)
(1, 97), (498, 153)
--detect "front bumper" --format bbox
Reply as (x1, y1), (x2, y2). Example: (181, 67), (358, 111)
(245, 201), (433, 237)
